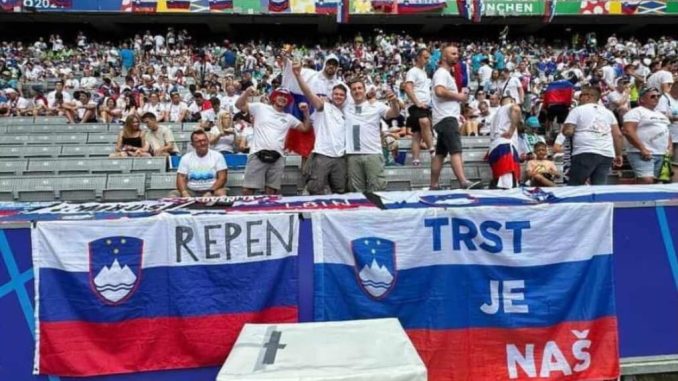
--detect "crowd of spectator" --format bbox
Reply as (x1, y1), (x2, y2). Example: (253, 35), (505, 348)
(0, 28), (676, 196)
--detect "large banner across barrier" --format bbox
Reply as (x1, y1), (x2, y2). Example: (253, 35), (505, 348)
(312, 203), (619, 380)
(0, 196), (677, 380)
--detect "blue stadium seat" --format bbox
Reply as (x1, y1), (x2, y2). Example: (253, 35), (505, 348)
(224, 154), (248, 170)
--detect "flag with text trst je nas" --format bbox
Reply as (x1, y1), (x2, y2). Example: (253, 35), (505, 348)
(312, 203), (619, 381)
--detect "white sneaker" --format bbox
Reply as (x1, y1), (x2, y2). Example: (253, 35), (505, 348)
(463, 180), (482, 190)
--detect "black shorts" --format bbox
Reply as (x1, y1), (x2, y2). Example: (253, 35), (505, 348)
(434, 117), (462, 156)
(547, 104), (570, 123)
(406, 105), (431, 133)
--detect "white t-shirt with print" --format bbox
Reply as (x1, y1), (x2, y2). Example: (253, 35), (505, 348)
(623, 106), (671, 155)
(564, 103), (618, 158)
(248, 103), (302, 155)
(344, 100), (389, 155)
(167, 101), (188, 122)
(312, 101), (346, 157)
(177, 149), (227, 192)
(431, 67), (460, 126)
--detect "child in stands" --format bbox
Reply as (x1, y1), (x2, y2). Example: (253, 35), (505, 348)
(526, 142), (559, 187)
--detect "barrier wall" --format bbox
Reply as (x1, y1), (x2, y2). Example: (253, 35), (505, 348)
(2, 0), (678, 17)
(1, 201), (677, 380)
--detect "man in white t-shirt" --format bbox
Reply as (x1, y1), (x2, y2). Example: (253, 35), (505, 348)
(487, 96), (522, 189)
(220, 82), (240, 114)
(623, 86), (672, 184)
(167, 92), (189, 122)
(563, 86), (624, 186)
(0, 88), (31, 117)
(601, 60), (618, 89)
(173, 129), (228, 197)
(477, 59), (493, 89)
(236, 87), (309, 195)
(293, 62), (348, 194)
(646, 58), (674, 94)
(79, 68), (97, 90)
(70, 91), (97, 123)
(46, 80), (72, 105)
(606, 78), (631, 116)
(404, 48), (433, 166)
(498, 68), (524, 105)
(430, 45), (479, 190)
(344, 78), (401, 192)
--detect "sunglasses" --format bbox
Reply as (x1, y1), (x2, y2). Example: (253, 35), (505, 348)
(648, 94), (659, 99)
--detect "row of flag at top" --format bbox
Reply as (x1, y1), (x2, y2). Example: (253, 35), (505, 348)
(1, 0), (668, 20)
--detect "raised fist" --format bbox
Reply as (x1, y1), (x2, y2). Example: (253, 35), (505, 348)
(292, 61), (302, 77)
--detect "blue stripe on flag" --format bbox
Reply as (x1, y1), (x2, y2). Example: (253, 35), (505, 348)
(40, 257), (297, 322)
(314, 255), (614, 329)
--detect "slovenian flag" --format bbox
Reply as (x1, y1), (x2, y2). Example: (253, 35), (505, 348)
(166, 0), (191, 9)
(269, 0), (289, 12)
(315, 0), (338, 14)
(33, 214), (299, 376)
(312, 203), (620, 381)
(132, 0), (157, 12)
(209, 0), (233, 10)
(543, 79), (574, 108)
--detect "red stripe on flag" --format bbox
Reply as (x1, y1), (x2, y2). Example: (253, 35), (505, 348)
(407, 317), (619, 381)
(39, 307), (298, 376)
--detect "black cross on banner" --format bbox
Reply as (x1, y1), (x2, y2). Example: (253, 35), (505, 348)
(262, 330), (286, 365)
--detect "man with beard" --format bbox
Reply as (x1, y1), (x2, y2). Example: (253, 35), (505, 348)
(282, 52), (349, 158)
(236, 87), (311, 195)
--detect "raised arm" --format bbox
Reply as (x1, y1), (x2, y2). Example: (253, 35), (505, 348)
(292, 60), (324, 111)
(235, 87), (255, 114)
(384, 90), (402, 120)
(297, 102), (311, 132)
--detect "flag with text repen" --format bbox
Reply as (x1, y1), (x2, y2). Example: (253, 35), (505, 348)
(312, 203), (619, 381)
(32, 213), (299, 377)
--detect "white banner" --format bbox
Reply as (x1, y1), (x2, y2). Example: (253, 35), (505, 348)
(33, 213), (299, 272)
(313, 203), (613, 269)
